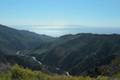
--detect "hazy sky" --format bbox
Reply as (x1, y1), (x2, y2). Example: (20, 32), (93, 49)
(0, 0), (120, 27)
(0, 0), (120, 36)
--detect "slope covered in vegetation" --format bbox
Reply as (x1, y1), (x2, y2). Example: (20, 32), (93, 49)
(0, 24), (55, 55)
(31, 33), (120, 76)
(1, 64), (119, 80)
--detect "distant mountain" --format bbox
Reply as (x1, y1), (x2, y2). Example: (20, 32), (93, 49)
(31, 33), (120, 76)
(0, 24), (55, 54)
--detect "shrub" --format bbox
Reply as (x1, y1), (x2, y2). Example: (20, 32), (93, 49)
(0, 64), (119, 80)
(96, 76), (109, 80)
(0, 72), (12, 80)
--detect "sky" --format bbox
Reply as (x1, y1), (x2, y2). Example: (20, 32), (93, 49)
(0, 0), (120, 36)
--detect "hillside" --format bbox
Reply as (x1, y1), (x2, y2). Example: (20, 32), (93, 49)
(30, 33), (120, 76)
(0, 24), (57, 75)
(0, 24), (55, 54)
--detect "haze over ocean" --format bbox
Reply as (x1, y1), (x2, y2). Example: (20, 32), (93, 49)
(11, 25), (120, 37)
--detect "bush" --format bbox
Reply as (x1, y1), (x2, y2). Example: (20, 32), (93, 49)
(0, 64), (119, 80)
(11, 64), (49, 80)
(96, 76), (109, 80)
(0, 72), (12, 80)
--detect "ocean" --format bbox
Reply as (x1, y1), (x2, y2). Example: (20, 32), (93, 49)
(11, 25), (120, 37)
